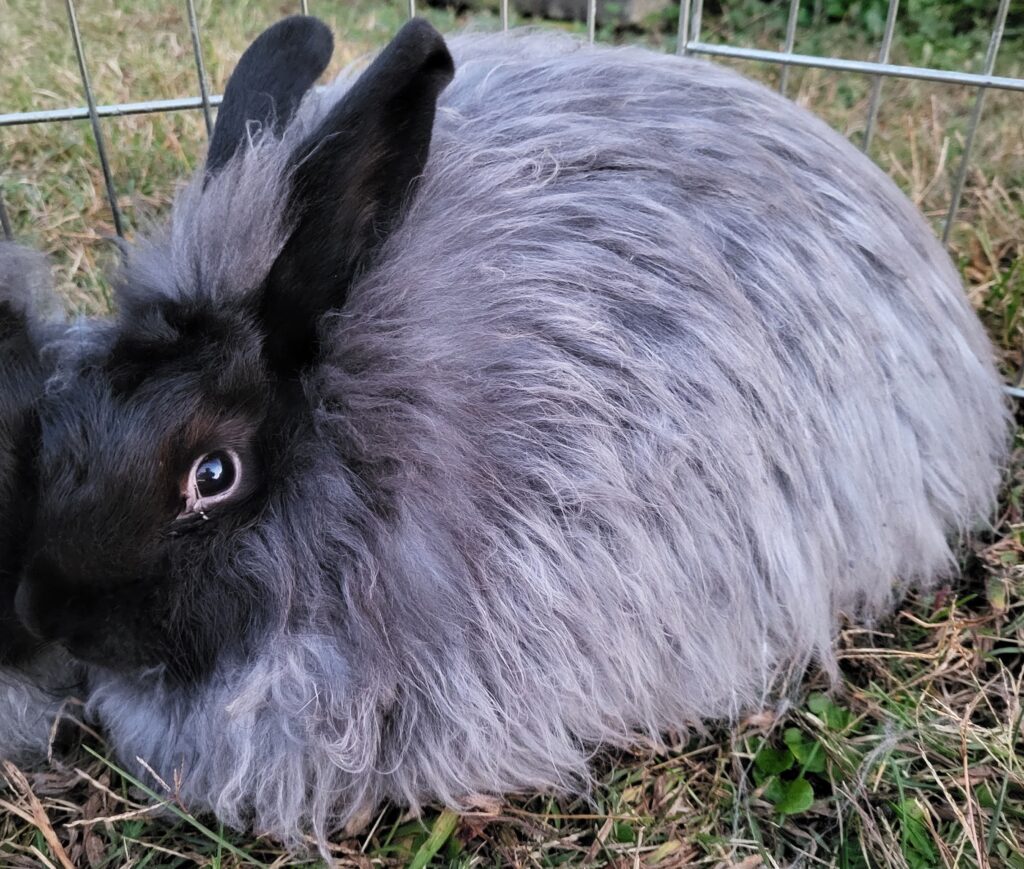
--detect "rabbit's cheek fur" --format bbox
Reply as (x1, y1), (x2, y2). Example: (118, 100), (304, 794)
(25, 316), (282, 679)
(22, 457), (270, 679)
(20, 544), (269, 681)
(15, 557), (168, 667)
(20, 482), (272, 679)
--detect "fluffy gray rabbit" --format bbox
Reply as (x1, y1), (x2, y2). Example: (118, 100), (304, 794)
(14, 16), (1009, 846)
(0, 243), (82, 763)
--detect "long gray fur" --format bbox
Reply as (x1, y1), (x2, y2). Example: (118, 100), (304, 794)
(0, 650), (81, 763)
(80, 30), (1008, 848)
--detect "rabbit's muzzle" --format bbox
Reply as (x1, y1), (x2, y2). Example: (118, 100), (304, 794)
(15, 552), (166, 671)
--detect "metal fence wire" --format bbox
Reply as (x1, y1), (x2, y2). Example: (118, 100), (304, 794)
(0, 1), (1021, 386)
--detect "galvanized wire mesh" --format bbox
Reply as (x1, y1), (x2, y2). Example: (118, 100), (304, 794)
(0, 0), (1022, 395)
(677, 0), (1020, 244)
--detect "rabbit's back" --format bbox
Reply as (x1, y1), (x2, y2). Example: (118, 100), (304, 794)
(324, 28), (1007, 703)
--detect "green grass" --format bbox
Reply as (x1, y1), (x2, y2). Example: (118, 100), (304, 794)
(1, 1), (1023, 866)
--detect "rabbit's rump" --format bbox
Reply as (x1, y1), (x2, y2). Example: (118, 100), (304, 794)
(88, 31), (1008, 844)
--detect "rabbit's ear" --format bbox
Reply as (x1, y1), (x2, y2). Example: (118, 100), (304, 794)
(205, 15), (334, 179)
(261, 18), (454, 373)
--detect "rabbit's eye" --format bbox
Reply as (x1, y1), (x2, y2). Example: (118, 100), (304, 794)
(181, 449), (242, 516)
(195, 452), (236, 496)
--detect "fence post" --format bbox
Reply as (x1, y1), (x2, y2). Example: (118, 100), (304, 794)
(942, 0), (1011, 245)
(677, 0), (691, 55)
(862, 0), (900, 152)
(64, 0), (124, 238)
(0, 192), (12, 241)
(185, 0), (213, 138)
(779, 0), (801, 96)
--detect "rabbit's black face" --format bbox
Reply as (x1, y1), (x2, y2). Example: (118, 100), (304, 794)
(0, 297), (46, 666)
(19, 16), (453, 683)
(17, 302), (292, 679)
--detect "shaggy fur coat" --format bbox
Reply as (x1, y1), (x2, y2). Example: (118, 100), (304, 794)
(18, 28), (1012, 847)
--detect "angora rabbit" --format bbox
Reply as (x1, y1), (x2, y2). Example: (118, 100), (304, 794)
(0, 243), (82, 762)
(16, 15), (1008, 845)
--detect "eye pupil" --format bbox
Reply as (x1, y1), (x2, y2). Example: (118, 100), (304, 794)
(194, 451), (236, 498)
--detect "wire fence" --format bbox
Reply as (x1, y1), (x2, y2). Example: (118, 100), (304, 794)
(1, 0), (1021, 384)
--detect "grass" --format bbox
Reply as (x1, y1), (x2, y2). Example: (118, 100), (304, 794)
(1, 0), (1023, 866)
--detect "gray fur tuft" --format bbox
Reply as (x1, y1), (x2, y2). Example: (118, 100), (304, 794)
(0, 651), (83, 764)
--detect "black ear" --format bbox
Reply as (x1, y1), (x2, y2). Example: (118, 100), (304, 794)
(261, 18), (455, 374)
(205, 16), (334, 179)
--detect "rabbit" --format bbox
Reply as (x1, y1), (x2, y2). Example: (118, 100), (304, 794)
(14, 14), (1009, 848)
(0, 242), (83, 763)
